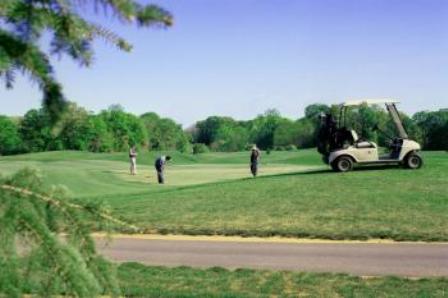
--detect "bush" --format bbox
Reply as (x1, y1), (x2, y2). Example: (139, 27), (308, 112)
(274, 145), (297, 151)
(0, 116), (22, 155)
(192, 143), (209, 154)
(286, 144), (298, 151)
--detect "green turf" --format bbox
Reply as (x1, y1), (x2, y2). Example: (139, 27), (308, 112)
(118, 263), (448, 297)
(0, 150), (317, 197)
(1, 150), (447, 241)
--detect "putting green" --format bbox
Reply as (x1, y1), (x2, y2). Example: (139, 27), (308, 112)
(115, 163), (318, 186)
(0, 151), (321, 198)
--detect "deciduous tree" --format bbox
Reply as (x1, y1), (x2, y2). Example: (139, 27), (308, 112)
(0, 115), (22, 155)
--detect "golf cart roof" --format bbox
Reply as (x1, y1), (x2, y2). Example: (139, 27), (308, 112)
(341, 99), (400, 107)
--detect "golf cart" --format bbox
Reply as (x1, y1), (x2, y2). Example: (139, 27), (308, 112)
(317, 99), (423, 172)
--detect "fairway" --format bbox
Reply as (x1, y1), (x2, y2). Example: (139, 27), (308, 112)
(1, 150), (447, 241)
(0, 151), (319, 196)
(116, 164), (316, 186)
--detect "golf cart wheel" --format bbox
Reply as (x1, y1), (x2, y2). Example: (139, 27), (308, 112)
(332, 156), (354, 172)
(405, 153), (423, 169)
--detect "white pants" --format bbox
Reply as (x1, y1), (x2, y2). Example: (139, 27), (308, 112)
(130, 157), (137, 175)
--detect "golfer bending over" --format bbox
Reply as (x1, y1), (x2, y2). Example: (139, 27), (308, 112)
(154, 155), (172, 184)
(129, 146), (137, 175)
(250, 145), (261, 177)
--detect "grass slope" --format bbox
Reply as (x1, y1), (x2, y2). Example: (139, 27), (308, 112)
(1, 150), (447, 241)
(118, 263), (448, 297)
(118, 153), (448, 241)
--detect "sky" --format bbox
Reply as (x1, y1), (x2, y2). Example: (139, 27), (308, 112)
(1, 0), (448, 126)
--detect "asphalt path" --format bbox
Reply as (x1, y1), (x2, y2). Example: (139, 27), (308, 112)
(96, 236), (448, 277)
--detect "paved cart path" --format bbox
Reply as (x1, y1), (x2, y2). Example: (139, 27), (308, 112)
(96, 236), (448, 277)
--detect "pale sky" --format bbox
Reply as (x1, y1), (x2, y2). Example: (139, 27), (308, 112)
(1, 0), (448, 126)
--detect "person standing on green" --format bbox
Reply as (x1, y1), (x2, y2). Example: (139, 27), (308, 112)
(129, 146), (137, 175)
(154, 155), (172, 184)
(250, 145), (261, 177)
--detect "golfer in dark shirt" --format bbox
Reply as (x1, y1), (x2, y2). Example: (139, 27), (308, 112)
(154, 155), (171, 184)
(250, 145), (260, 177)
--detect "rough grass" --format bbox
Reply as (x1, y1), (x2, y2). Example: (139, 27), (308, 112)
(118, 262), (448, 297)
(1, 150), (447, 241)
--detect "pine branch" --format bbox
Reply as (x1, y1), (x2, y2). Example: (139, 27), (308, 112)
(0, 28), (66, 122)
(0, 184), (139, 232)
(1, 0), (173, 123)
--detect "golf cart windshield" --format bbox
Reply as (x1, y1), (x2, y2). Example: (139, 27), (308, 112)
(341, 99), (400, 107)
(338, 99), (408, 139)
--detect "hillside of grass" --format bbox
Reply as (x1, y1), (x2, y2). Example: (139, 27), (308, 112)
(1, 150), (447, 241)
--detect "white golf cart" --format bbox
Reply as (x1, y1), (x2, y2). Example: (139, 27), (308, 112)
(317, 99), (423, 172)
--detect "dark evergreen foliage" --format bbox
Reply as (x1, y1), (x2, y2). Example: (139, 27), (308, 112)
(0, 0), (172, 122)
(0, 168), (140, 297)
(1, 2), (172, 294)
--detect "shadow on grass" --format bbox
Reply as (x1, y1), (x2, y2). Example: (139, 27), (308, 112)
(354, 164), (405, 172)
(242, 164), (406, 180)
(91, 164), (408, 202)
(262, 164), (405, 177)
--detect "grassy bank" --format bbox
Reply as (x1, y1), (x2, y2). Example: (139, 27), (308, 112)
(113, 151), (448, 241)
(118, 263), (448, 297)
(1, 150), (447, 241)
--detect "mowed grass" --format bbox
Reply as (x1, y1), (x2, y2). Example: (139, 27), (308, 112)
(0, 150), (447, 241)
(0, 150), (317, 196)
(118, 263), (448, 297)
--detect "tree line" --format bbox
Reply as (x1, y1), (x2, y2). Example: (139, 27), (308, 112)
(0, 103), (447, 156)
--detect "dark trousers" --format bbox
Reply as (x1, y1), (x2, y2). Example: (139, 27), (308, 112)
(250, 162), (258, 177)
(157, 170), (164, 184)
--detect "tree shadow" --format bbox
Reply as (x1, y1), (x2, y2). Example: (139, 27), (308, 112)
(354, 164), (403, 172)
(97, 164), (407, 200)
(250, 164), (405, 179)
(248, 168), (332, 179)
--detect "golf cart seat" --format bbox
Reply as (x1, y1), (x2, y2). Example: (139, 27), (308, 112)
(351, 130), (376, 149)
(356, 141), (375, 148)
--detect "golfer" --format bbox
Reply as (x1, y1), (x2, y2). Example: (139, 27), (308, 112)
(250, 145), (260, 177)
(154, 155), (172, 184)
(129, 146), (137, 175)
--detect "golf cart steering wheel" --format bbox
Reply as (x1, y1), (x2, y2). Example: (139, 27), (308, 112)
(357, 136), (367, 142)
